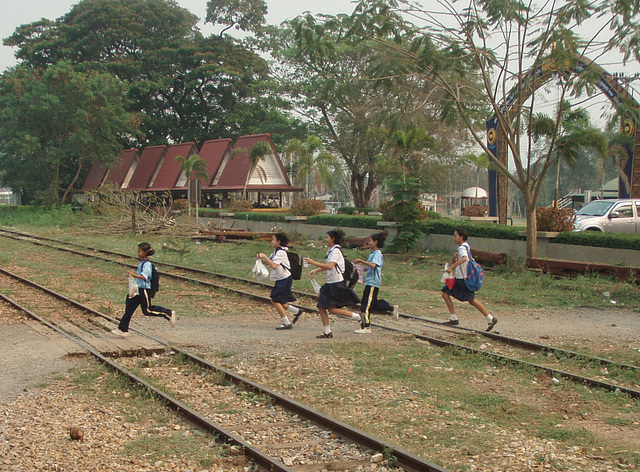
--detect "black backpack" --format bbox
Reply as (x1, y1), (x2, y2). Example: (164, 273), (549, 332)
(276, 248), (303, 280)
(143, 261), (160, 298)
(336, 248), (360, 289)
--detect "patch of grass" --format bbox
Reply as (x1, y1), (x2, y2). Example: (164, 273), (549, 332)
(122, 430), (222, 466)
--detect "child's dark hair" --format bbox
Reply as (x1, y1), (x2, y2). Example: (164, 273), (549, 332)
(327, 229), (345, 246)
(370, 231), (387, 248)
(138, 242), (155, 256)
(454, 228), (469, 241)
(274, 232), (289, 247)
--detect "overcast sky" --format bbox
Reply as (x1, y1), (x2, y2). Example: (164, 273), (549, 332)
(0, 0), (357, 72)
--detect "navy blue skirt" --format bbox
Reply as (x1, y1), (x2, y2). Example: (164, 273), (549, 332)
(442, 278), (475, 302)
(270, 276), (296, 304)
(318, 281), (361, 309)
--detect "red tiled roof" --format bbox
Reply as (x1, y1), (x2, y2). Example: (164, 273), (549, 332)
(150, 142), (196, 190)
(82, 163), (108, 191)
(104, 149), (139, 187)
(81, 135), (301, 194)
(127, 145), (167, 190)
(199, 139), (232, 187)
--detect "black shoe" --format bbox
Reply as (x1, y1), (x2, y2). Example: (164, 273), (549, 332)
(443, 319), (460, 326)
(276, 323), (292, 330)
(316, 332), (333, 338)
(292, 309), (303, 324)
(486, 317), (498, 332)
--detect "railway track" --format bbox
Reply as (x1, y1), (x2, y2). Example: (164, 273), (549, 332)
(2, 228), (639, 400)
(0, 265), (447, 472)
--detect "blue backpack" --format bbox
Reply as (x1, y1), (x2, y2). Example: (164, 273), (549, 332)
(463, 245), (484, 291)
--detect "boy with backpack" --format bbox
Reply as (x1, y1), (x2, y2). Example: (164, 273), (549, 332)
(112, 242), (175, 337)
(352, 232), (399, 334)
(441, 228), (497, 332)
(257, 232), (303, 330)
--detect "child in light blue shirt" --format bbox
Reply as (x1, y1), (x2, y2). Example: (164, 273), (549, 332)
(352, 232), (398, 333)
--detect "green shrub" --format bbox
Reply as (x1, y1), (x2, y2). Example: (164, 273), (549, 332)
(197, 208), (224, 217)
(291, 199), (325, 216)
(536, 207), (576, 232)
(231, 199), (253, 212)
(173, 199), (189, 211)
(306, 214), (381, 228)
(553, 230), (640, 251)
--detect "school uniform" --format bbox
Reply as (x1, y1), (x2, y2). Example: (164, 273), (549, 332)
(317, 245), (361, 309)
(360, 249), (392, 327)
(441, 242), (475, 302)
(118, 260), (172, 333)
(269, 247), (296, 304)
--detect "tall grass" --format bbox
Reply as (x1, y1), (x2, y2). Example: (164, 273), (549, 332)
(0, 205), (79, 227)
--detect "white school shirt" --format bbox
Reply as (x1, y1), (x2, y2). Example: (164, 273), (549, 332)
(325, 245), (345, 284)
(455, 243), (470, 279)
(269, 247), (291, 281)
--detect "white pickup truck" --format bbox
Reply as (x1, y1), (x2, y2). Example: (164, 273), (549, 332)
(573, 199), (640, 233)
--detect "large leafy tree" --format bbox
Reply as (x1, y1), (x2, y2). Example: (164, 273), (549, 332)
(263, 10), (476, 207)
(4, 0), (300, 145)
(350, 0), (640, 257)
(0, 62), (135, 205)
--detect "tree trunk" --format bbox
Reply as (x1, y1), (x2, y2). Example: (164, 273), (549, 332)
(525, 203), (538, 259)
(61, 159), (83, 206)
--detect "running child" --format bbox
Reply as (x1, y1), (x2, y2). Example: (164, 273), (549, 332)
(441, 228), (497, 332)
(304, 230), (361, 339)
(257, 232), (303, 330)
(352, 232), (398, 334)
(112, 242), (175, 337)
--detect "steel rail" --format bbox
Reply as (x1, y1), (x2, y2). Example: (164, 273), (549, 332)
(0, 228), (314, 299)
(400, 313), (640, 373)
(0, 266), (449, 472)
(0, 290), (295, 472)
(2, 230), (639, 397)
(371, 321), (640, 399)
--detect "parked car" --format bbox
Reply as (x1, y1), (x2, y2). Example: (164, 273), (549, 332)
(573, 199), (640, 233)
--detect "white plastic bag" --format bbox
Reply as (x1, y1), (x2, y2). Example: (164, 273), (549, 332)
(310, 277), (321, 296)
(441, 263), (454, 289)
(252, 259), (269, 283)
(353, 263), (365, 284)
(128, 275), (137, 298)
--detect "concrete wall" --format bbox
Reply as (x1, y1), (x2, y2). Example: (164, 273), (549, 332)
(203, 217), (640, 267)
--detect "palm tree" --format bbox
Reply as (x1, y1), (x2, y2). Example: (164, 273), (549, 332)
(176, 153), (209, 216)
(284, 136), (340, 199)
(530, 103), (607, 207)
(231, 142), (270, 201)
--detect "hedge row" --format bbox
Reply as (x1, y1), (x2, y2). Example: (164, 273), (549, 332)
(306, 214), (382, 228)
(234, 211), (288, 222)
(197, 208), (640, 251)
(422, 220), (526, 240)
(553, 230), (640, 251)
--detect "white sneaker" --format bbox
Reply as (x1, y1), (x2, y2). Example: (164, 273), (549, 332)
(392, 305), (399, 319)
(354, 327), (371, 334)
(111, 328), (129, 337)
(170, 310), (177, 327)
